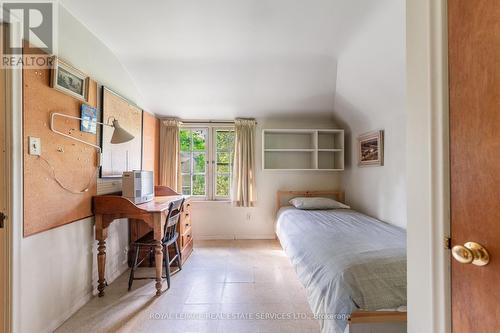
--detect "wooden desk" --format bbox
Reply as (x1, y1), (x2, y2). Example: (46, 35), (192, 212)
(93, 191), (188, 297)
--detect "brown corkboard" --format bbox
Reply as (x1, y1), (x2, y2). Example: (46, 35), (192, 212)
(100, 87), (143, 178)
(142, 111), (160, 186)
(23, 54), (98, 237)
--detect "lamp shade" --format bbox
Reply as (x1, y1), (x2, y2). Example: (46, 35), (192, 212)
(110, 119), (135, 144)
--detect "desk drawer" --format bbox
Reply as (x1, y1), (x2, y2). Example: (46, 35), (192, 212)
(180, 215), (192, 234)
(181, 237), (193, 264)
(181, 228), (192, 248)
(184, 201), (192, 212)
(183, 206), (192, 222)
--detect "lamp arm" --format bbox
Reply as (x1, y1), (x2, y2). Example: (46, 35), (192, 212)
(50, 112), (105, 166)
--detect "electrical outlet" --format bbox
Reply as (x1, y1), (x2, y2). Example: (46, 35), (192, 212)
(246, 212), (252, 220)
(29, 136), (41, 156)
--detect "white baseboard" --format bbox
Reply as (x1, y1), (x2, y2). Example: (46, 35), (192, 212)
(195, 234), (276, 240)
(195, 235), (235, 240)
(235, 234), (276, 240)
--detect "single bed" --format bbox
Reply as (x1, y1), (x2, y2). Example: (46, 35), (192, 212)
(275, 191), (407, 333)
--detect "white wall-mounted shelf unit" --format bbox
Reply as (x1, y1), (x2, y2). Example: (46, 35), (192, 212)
(262, 129), (344, 171)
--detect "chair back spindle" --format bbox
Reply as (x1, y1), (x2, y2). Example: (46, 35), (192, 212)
(163, 198), (184, 243)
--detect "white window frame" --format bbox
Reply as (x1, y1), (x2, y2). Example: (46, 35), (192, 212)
(180, 127), (209, 200)
(212, 126), (235, 201)
(180, 124), (235, 201)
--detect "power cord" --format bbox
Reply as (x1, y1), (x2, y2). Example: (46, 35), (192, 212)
(37, 155), (98, 195)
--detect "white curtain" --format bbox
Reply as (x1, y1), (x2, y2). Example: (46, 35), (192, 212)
(232, 119), (256, 207)
(159, 119), (181, 193)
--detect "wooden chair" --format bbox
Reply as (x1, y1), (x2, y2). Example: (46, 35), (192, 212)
(128, 197), (185, 291)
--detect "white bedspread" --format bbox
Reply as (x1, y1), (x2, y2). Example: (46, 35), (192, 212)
(276, 207), (407, 333)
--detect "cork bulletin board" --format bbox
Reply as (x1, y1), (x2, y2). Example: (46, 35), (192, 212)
(23, 55), (99, 236)
(129, 111), (161, 243)
(142, 111), (160, 186)
(100, 87), (143, 178)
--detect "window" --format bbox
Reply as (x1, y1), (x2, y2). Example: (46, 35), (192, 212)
(180, 128), (208, 197)
(180, 126), (235, 200)
(214, 129), (234, 199)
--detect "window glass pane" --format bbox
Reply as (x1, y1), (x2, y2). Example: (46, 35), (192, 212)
(216, 130), (234, 151)
(180, 129), (191, 151)
(182, 175), (191, 195)
(216, 174), (230, 197)
(193, 153), (206, 173)
(181, 152), (191, 173)
(192, 129), (207, 151)
(217, 152), (231, 173)
(180, 127), (234, 199)
(192, 175), (206, 196)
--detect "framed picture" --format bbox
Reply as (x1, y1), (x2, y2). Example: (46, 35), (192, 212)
(358, 130), (384, 166)
(50, 57), (89, 101)
(80, 104), (97, 134)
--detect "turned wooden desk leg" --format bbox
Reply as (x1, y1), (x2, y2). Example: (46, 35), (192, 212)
(153, 213), (164, 296)
(95, 215), (108, 297)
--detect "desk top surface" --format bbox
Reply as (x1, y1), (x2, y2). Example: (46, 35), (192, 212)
(136, 195), (187, 212)
(93, 194), (190, 215)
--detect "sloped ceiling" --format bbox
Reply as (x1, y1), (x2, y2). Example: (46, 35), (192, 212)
(60, 0), (380, 119)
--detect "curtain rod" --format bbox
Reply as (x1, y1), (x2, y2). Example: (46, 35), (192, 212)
(173, 118), (258, 125)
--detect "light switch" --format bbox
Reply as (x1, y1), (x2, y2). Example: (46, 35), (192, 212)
(29, 136), (41, 156)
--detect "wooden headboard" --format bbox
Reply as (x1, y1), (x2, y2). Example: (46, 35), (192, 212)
(276, 190), (346, 212)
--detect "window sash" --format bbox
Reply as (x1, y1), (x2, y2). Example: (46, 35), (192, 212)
(213, 127), (234, 200)
(180, 125), (234, 201)
(180, 128), (209, 199)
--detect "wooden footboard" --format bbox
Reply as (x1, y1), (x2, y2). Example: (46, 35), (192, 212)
(349, 311), (407, 324)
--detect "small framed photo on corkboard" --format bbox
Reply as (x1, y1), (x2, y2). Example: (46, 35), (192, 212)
(358, 130), (384, 166)
(80, 104), (97, 134)
(50, 57), (89, 102)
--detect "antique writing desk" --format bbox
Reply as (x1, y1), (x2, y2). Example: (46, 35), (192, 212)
(93, 186), (189, 297)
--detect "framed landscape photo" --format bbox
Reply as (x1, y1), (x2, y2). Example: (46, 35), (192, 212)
(51, 57), (89, 101)
(358, 130), (384, 166)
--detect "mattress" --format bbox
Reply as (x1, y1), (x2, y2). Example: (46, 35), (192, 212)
(276, 207), (407, 333)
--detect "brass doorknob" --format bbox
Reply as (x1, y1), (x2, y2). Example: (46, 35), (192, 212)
(451, 241), (490, 266)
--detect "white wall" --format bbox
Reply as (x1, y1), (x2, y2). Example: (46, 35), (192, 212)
(192, 117), (342, 240)
(16, 5), (142, 333)
(333, 0), (407, 228)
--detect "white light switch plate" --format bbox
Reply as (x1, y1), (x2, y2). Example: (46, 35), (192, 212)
(29, 136), (41, 156)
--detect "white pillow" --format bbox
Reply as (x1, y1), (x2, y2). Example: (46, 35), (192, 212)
(289, 197), (350, 210)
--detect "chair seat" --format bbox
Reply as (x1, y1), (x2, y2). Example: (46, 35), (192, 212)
(133, 231), (179, 246)
(133, 231), (156, 245)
